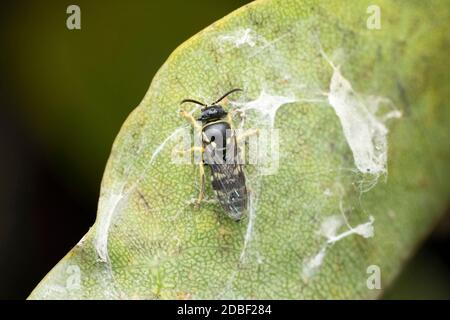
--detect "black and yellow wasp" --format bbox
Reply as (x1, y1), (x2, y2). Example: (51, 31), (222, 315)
(178, 89), (258, 220)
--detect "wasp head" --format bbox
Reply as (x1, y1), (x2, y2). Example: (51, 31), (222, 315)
(197, 105), (228, 123)
(181, 88), (242, 123)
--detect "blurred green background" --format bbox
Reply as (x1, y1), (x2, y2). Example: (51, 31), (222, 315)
(0, 0), (448, 299)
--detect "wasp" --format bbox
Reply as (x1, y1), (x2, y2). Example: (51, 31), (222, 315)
(178, 89), (258, 220)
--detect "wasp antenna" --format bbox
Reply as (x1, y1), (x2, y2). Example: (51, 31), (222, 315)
(180, 99), (207, 107)
(213, 88), (243, 105)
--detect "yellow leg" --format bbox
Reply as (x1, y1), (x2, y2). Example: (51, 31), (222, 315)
(180, 109), (202, 132)
(174, 146), (204, 155)
(230, 108), (245, 119)
(173, 146), (205, 206)
(195, 161), (205, 208)
(179, 108), (206, 207)
(236, 128), (260, 144)
(226, 113), (234, 130)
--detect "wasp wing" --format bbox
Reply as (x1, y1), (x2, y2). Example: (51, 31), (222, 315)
(204, 135), (248, 219)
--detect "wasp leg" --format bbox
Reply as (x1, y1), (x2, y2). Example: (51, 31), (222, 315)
(173, 145), (206, 208)
(230, 108), (246, 119)
(180, 109), (202, 132)
(227, 109), (246, 124)
(179, 108), (210, 149)
(174, 146), (204, 155)
(195, 161), (206, 208)
(226, 111), (245, 130)
(226, 112), (234, 129)
(179, 109), (207, 208)
(236, 128), (260, 144)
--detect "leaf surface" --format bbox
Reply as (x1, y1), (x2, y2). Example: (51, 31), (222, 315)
(29, 0), (450, 299)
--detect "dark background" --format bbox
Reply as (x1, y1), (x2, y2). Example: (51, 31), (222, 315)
(0, 1), (449, 300)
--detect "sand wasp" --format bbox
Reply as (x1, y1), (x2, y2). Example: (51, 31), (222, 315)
(178, 89), (258, 220)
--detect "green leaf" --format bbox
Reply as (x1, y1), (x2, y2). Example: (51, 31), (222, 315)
(29, 0), (450, 299)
